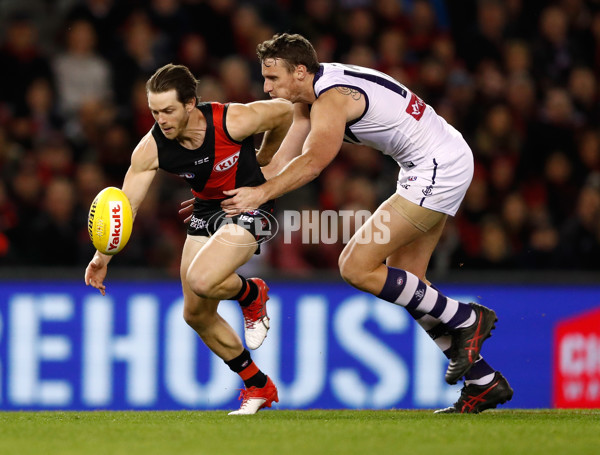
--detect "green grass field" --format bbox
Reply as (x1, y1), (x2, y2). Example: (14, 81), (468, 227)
(1, 410), (599, 455)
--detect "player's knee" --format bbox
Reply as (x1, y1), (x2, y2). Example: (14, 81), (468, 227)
(186, 272), (214, 298)
(338, 252), (365, 288)
(182, 306), (211, 332)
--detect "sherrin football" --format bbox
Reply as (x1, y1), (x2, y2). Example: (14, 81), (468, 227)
(88, 187), (133, 255)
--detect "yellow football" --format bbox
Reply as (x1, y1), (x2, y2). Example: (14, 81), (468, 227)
(88, 187), (133, 255)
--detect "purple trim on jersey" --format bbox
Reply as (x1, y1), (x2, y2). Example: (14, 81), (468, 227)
(344, 125), (359, 143)
(312, 64), (324, 91)
(419, 158), (439, 207)
(343, 69), (408, 99)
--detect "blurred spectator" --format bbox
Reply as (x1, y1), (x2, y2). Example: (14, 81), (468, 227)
(111, 10), (169, 110)
(177, 33), (211, 78)
(532, 5), (582, 89)
(406, 0), (447, 61)
(519, 87), (577, 184)
(52, 18), (113, 120)
(567, 65), (599, 125)
(188, 0), (237, 58)
(146, 0), (190, 57)
(294, 0), (342, 41)
(557, 174), (600, 269)
(29, 177), (83, 265)
(459, 0), (509, 70)
(0, 12), (54, 116)
(66, 0), (132, 60)
(218, 56), (260, 103)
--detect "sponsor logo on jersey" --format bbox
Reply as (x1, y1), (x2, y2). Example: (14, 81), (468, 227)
(195, 157), (209, 165)
(179, 172), (195, 179)
(107, 202), (123, 252)
(189, 215), (208, 230)
(406, 93), (426, 121)
(214, 151), (240, 172)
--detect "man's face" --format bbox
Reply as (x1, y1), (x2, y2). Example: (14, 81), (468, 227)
(147, 89), (190, 139)
(261, 58), (299, 102)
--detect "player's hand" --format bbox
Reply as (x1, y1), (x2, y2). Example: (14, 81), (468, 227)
(179, 198), (195, 224)
(221, 187), (266, 216)
(85, 254), (108, 296)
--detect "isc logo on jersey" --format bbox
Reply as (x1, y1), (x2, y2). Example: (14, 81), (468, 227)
(88, 187), (133, 255)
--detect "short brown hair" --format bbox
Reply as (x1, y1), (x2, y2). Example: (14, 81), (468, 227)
(256, 33), (320, 74)
(146, 63), (198, 104)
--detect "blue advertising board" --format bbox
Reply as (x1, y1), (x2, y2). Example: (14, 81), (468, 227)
(0, 281), (599, 410)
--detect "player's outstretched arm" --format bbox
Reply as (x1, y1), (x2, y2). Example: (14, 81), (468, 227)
(222, 91), (347, 214)
(85, 132), (158, 295)
(226, 98), (293, 165)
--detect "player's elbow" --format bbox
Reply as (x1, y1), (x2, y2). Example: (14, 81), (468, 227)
(303, 160), (325, 182)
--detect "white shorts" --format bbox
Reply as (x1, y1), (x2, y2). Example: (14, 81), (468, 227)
(395, 138), (474, 216)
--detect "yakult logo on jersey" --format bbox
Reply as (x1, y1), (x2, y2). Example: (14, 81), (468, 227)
(406, 93), (426, 121)
(107, 202), (123, 252)
(214, 151), (240, 172)
(553, 307), (600, 408)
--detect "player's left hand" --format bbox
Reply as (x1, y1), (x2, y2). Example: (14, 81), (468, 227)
(221, 187), (265, 216)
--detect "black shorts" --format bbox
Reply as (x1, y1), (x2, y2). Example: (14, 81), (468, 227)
(187, 198), (276, 254)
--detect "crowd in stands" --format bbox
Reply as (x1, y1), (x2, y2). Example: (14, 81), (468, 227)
(1, 0), (600, 277)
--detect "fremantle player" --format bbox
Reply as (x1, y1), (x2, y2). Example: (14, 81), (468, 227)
(221, 34), (513, 413)
(85, 64), (292, 415)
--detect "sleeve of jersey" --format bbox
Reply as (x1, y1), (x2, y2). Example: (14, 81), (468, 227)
(198, 103), (244, 199)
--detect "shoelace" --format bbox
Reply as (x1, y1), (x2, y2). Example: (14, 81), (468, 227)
(236, 386), (263, 409)
(236, 388), (250, 408)
(242, 300), (265, 329)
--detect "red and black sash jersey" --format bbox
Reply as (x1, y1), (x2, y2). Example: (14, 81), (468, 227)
(152, 102), (266, 200)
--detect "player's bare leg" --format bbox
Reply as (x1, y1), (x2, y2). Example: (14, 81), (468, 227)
(339, 198), (496, 384)
(180, 229), (277, 414)
(186, 224), (271, 349)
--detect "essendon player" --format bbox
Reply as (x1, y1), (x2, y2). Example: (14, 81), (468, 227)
(85, 64), (292, 415)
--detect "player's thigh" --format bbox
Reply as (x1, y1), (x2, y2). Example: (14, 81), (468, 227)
(342, 194), (446, 272)
(386, 212), (447, 279)
(341, 200), (420, 271)
(188, 223), (258, 284)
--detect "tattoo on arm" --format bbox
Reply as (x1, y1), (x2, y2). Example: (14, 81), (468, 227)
(335, 87), (362, 100)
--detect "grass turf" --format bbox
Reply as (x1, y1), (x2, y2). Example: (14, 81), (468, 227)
(1, 409), (599, 455)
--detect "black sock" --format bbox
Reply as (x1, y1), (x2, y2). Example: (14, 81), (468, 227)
(225, 349), (268, 389)
(233, 275), (258, 307)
